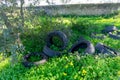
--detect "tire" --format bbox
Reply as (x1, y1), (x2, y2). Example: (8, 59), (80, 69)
(69, 39), (95, 54)
(43, 45), (61, 57)
(102, 25), (118, 33)
(109, 32), (120, 40)
(22, 52), (48, 68)
(95, 43), (117, 55)
(46, 30), (68, 50)
(117, 31), (120, 35)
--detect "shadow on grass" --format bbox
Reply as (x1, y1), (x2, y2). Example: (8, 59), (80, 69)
(20, 16), (72, 53)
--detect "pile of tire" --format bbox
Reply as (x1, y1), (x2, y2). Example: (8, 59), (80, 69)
(91, 25), (120, 40)
(43, 30), (68, 57)
(22, 29), (118, 68)
(22, 30), (68, 67)
(91, 25), (119, 55)
(101, 25), (120, 39)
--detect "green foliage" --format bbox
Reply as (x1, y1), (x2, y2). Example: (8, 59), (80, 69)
(0, 54), (120, 80)
(52, 36), (63, 47)
(28, 55), (42, 62)
(0, 0), (25, 64)
(72, 18), (97, 35)
(49, 36), (64, 51)
(50, 45), (61, 51)
(78, 48), (86, 54)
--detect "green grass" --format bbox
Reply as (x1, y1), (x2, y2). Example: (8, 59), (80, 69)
(0, 14), (120, 79)
(52, 36), (63, 47)
(0, 54), (120, 80)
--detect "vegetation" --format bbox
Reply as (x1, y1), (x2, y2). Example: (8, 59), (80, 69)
(0, 54), (120, 79)
(27, 54), (42, 62)
(52, 36), (63, 48)
(0, 14), (120, 79)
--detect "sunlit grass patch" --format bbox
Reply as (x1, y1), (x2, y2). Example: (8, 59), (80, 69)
(0, 56), (10, 70)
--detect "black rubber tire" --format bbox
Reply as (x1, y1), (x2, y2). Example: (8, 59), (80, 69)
(117, 31), (120, 35)
(95, 43), (117, 55)
(46, 30), (68, 50)
(69, 40), (95, 54)
(43, 45), (61, 57)
(109, 32), (120, 40)
(22, 52), (48, 68)
(102, 25), (118, 33)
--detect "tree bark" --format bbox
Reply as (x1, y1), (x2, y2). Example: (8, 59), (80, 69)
(20, 0), (24, 27)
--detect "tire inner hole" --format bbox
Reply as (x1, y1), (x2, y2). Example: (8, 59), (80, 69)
(50, 36), (63, 47)
(71, 43), (88, 53)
